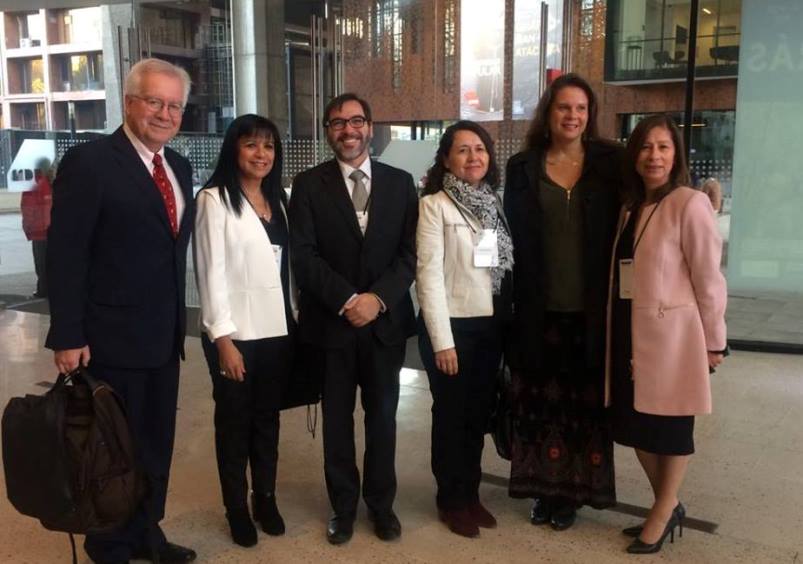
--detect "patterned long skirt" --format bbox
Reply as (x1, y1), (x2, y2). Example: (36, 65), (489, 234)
(508, 312), (616, 509)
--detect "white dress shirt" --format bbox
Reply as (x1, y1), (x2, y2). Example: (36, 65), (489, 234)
(123, 123), (186, 222)
(338, 156), (372, 216)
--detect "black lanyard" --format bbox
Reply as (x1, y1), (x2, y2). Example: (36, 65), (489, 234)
(632, 200), (661, 255)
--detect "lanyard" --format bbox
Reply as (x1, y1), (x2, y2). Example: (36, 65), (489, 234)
(632, 200), (661, 254)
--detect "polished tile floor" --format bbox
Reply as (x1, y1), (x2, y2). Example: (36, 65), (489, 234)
(1, 309), (802, 563)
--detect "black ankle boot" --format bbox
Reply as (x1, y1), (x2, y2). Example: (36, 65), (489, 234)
(253, 492), (286, 535)
(226, 507), (257, 547)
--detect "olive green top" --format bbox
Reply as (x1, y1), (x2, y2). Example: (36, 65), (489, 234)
(539, 168), (585, 312)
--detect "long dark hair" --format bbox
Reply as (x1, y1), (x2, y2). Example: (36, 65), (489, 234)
(423, 120), (500, 195)
(523, 73), (600, 151)
(202, 114), (286, 215)
(624, 114), (690, 206)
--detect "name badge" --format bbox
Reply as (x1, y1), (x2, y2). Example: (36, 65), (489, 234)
(356, 211), (368, 235)
(474, 229), (499, 268)
(272, 244), (283, 272)
(619, 259), (634, 299)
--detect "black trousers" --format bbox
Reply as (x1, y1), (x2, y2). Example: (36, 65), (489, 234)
(321, 328), (405, 519)
(201, 333), (292, 510)
(31, 239), (47, 297)
(418, 315), (503, 510)
(83, 356), (180, 563)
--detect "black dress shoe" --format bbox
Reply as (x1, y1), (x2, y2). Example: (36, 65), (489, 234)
(131, 541), (197, 563)
(226, 507), (258, 547)
(627, 513), (679, 554)
(253, 492), (286, 536)
(326, 514), (354, 545)
(370, 510), (402, 541)
(623, 502), (686, 538)
(549, 504), (577, 531)
(530, 497), (551, 525)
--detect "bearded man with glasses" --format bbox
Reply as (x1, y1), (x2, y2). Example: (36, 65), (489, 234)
(289, 92), (418, 545)
(46, 58), (196, 564)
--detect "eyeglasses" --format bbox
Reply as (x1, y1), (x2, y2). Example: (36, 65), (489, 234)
(324, 115), (368, 130)
(131, 95), (185, 118)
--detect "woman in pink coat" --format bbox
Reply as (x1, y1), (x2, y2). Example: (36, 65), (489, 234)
(607, 115), (727, 554)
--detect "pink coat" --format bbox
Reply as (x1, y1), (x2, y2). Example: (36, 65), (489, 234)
(605, 187), (727, 416)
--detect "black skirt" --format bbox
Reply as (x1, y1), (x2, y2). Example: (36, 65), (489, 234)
(610, 211), (694, 456)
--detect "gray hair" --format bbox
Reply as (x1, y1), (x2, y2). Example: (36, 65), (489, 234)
(124, 58), (192, 104)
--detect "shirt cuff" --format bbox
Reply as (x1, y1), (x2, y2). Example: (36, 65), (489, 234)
(339, 293), (358, 316)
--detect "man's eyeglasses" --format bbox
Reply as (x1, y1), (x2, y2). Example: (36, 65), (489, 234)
(325, 116), (368, 130)
(131, 95), (185, 118)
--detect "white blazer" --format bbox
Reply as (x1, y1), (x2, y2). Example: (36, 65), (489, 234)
(416, 190), (498, 352)
(194, 187), (298, 341)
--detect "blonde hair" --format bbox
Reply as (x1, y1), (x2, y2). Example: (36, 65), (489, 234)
(124, 58), (192, 104)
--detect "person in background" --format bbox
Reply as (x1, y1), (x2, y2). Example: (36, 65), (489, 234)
(609, 114), (727, 554)
(21, 157), (52, 299)
(416, 121), (513, 538)
(194, 114), (295, 547)
(503, 73), (622, 530)
(700, 177), (723, 213)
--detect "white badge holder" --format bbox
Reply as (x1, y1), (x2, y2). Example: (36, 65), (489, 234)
(272, 244), (283, 272)
(474, 229), (499, 268)
(619, 259), (634, 299)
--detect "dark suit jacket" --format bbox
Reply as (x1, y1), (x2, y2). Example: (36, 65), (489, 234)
(289, 158), (418, 349)
(504, 140), (623, 372)
(45, 126), (194, 368)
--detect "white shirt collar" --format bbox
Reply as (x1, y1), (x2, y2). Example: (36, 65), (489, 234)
(337, 154), (372, 181)
(123, 122), (165, 164)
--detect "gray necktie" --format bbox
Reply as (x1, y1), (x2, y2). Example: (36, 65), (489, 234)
(349, 169), (369, 211)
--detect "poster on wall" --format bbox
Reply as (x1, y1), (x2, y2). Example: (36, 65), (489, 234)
(512, 0), (564, 120)
(460, 0), (505, 121)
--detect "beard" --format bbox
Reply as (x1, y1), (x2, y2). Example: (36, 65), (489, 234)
(329, 130), (372, 163)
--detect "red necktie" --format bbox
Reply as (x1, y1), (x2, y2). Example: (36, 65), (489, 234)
(152, 153), (178, 237)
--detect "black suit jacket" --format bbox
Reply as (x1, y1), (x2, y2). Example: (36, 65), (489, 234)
(45, 126), (194, 368)
(289, 158), (418, 349)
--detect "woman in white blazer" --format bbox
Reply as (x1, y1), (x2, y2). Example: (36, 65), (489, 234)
(416, 121), (513, 538)
(194, 115), (297, 547)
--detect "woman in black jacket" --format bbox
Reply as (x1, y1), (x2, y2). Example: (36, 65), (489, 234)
(504, 73), (622, 530)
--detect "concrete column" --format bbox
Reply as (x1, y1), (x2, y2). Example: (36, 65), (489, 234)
(101, 4), (134, 132)
(232, 0), (288, 136)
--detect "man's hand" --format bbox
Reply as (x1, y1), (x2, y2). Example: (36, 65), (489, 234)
(54, 346), (91, 374)
(344, 293), (382, 327)
(708, 352), (724, 371)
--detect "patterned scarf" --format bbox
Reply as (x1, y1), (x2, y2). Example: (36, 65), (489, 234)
(443, 173), (514, 294)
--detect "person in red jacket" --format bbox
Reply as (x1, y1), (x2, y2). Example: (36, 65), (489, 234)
(20, 158), (53, 298)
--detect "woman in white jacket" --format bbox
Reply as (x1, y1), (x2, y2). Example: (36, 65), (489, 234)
(416, 121), (513, 538)
(194, 114), (296, 547)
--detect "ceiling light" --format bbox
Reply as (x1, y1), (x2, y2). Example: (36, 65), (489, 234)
(702, 8), (713, 15)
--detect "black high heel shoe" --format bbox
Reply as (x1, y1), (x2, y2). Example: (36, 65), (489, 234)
(626, 513), (679, 554)
(622, 502), (685, 538)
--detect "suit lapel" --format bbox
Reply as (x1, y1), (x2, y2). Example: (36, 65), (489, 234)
(322, 159), (363, 241)
(363, 160), (387, 242)
(109, 127), (174, 238)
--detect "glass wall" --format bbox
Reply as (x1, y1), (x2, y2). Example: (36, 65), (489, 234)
(605, 0), (741, 81)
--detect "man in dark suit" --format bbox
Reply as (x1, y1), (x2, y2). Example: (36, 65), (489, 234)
(46, 58), (197, 564)
(289, 93), (417, 545)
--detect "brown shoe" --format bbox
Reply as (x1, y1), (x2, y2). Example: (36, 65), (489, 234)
(468, 501), (497, 529)
(438, 508), (480, 538)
